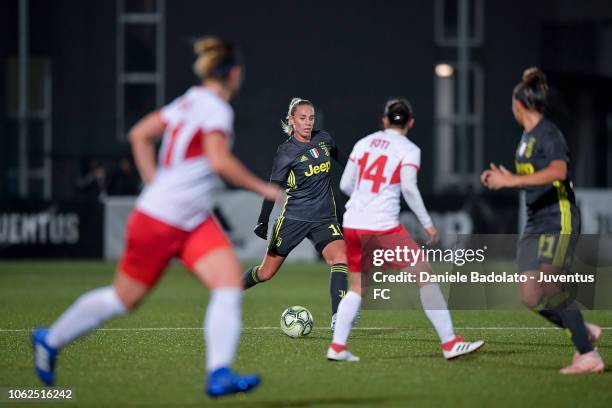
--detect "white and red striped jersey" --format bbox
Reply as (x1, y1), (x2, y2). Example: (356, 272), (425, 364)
(341, 129), (427, 231)
(136, 86), (234, 230)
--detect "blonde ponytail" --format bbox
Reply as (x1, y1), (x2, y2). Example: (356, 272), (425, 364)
(193, 36), (230, 79)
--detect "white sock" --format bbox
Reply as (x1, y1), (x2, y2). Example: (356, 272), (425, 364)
(332, 291), (361, 346)
(46, 286), (128, 349)
(419, 284), (456, 344)
(205, 288), (242, 373)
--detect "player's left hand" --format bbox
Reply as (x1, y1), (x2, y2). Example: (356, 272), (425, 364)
(486, 163), (517, 190)
(480, 169), (493, 188)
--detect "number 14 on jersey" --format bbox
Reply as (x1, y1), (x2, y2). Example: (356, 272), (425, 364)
(357, 153), (388, 193)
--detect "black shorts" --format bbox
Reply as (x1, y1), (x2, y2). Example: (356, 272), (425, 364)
(268, 216), (343, 257)
(518, 205), (581, 273)
(517, 233), (579, 273)
(525, 208), (581, 233)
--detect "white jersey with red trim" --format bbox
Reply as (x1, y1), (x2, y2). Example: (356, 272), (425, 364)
(136, 87), (234, 230)
(342, 129), (421, 231)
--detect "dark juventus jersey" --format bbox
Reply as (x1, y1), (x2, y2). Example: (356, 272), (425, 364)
(514, 118), (578, 232)
(269, 130), (340, 222)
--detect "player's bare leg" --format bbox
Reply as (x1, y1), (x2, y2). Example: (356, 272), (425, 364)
(242, 251), (286, 289)
(192, 247), (242, 288)
(321, 240), (349, 329)
(113, 272), (152, 310)
(321, 239), (347, 265)
(192, 248), (261, 396)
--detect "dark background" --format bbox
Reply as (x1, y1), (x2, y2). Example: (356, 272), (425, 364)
(1, 0), (612, 201)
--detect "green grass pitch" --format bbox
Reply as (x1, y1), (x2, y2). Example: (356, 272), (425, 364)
(1, 261), (611, 407)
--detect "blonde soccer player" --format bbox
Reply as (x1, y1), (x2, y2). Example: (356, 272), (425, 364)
(32, 37), (283, 397)
(242, 98), (349, 329)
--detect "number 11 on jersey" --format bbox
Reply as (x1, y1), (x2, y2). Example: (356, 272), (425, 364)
(329, 224), (342, 236)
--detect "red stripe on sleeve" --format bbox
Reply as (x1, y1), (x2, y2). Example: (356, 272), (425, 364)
(391, 162), (420, 184)
(163, 122), (184, 166)
(184, 128), (205, 159)
(402, 163), (420, 171)
(184, 128), (229, 160)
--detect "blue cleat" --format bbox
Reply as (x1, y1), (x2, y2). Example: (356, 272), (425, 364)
(31, 328), (58, 386)
(206, 367), (261, 397)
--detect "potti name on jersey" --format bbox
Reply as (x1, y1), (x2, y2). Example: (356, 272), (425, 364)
(370, 138), (390, 149)
(304, 161), (331, 177)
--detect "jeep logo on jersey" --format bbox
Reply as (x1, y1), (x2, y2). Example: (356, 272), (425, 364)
(304, 161), (331, 176)
(309, 148), (319, 158)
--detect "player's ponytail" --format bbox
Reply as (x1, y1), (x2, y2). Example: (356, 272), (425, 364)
(513, 67), (549, 113)
(383, 98), (414, 127)
(193, 36), (239, 80)
(281, 98), (315, 136)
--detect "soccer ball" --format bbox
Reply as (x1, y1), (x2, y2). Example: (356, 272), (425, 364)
(280, 306), (314, 338)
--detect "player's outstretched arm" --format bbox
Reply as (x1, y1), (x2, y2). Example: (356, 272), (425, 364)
(205, 132), (282, 202)
(484, 161), (567, 190)
(129, 111), (166, 184)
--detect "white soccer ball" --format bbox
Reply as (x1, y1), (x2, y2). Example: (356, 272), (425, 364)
(280, 306), (314, 338)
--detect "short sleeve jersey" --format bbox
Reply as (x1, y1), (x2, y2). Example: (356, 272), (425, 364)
(269, 130), (339, 222)
(514, 118), (577, 230)
(343, 129), (421, 231)
(136, 87), (234, 230)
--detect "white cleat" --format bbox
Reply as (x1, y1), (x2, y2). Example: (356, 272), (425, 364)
(442, 336), (484, 360)
(326, 347), (360, 362)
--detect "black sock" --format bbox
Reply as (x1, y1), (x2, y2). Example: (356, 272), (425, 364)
(242, 266), (261, 290)
(330, 264), (348, 315)
(554, 299), (593, 354)
(536, 308), (565, 328)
